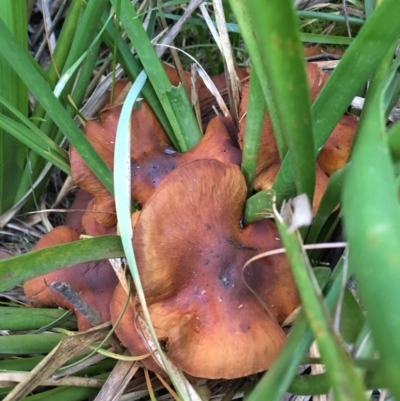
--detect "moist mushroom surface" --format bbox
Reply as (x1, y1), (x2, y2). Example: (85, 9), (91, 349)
(115, 159), (300, 379)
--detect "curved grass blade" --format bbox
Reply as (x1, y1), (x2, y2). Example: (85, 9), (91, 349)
(230, 0), (315, 204)
(274, 210), (367, 400)
(243, 190), (274, 224)
(343, 58), (400, 400)
(114, 71), (202, 401)
(0, 116), (70, 175)
(0, 19), (114, 195)
(297, 10), (364, 25)
(0, 235), (124, 292)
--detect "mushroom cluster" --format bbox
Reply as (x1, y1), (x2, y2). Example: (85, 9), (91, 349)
(23, 60), (357, 379)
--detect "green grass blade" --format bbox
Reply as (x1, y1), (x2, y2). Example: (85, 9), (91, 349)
(111, 0), (202, 152)
(160, 13), (354, 46)
(230, 0), (315, 203)
(0, 333), (65, 354)
(343, 58), (400, 400)
(22, 386), (99, 401)
(100, 12), (171, 135)
(0, 308), (76, 331)
(0, 235), (124, 292)
(53, 16), (111, 99)
(388, 122), (400, 162)
(243, 191), (274, 224)
(165, 85), (202, 149)
(299, 32), (353, 45)
(31, 0), (83, 122)
(288, 369), (383, 396)
(0, 19), (114, 195)
(0, 95), (69, 158)
(274, 213), (367, 400)
(364, 0), (376, 18)
(297, 10), (364, 25)
(0, 357), (44, 371)
(241, 71), (267, 194)
(59, 0), (110, 93)
(0, 116), (70, 175)
(0, 0), (28, 213)
(247, 262), (345, 400)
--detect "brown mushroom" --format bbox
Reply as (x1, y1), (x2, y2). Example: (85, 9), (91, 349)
(130, 110), (241, 206)
(70, 105), (125, 227)
(111, 159), (299, 379)
(110, 282), (165, 375)
(238, 62), (331, 177)
(238, 62), (356, 213)
(23, 226), (118, 331)
(71, 101), (241, 225)
(23, 190), (117, 331)
(317, 114), (358, 176)
(254, 162), (329, 215)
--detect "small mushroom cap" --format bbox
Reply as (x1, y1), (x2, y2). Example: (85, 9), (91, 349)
(70, 107), (119, 226)
(70, 101), (172, 225)
(23, 226), (118, 331)
(317, 114), (358, 176)
(131, 116), (241, 205)
(131, 159), (299, 379)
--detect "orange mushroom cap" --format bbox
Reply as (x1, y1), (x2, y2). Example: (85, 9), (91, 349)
(110, 283), (165, 375)
(113, 159), (299, 379)
(130, 112), (241, 206)
(238, 62), (330, 176)
(23, 191), (116, 331)
(254, 162), (329, 216)
(71, 100), (241, 224)
(317, 114), (358, 176)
